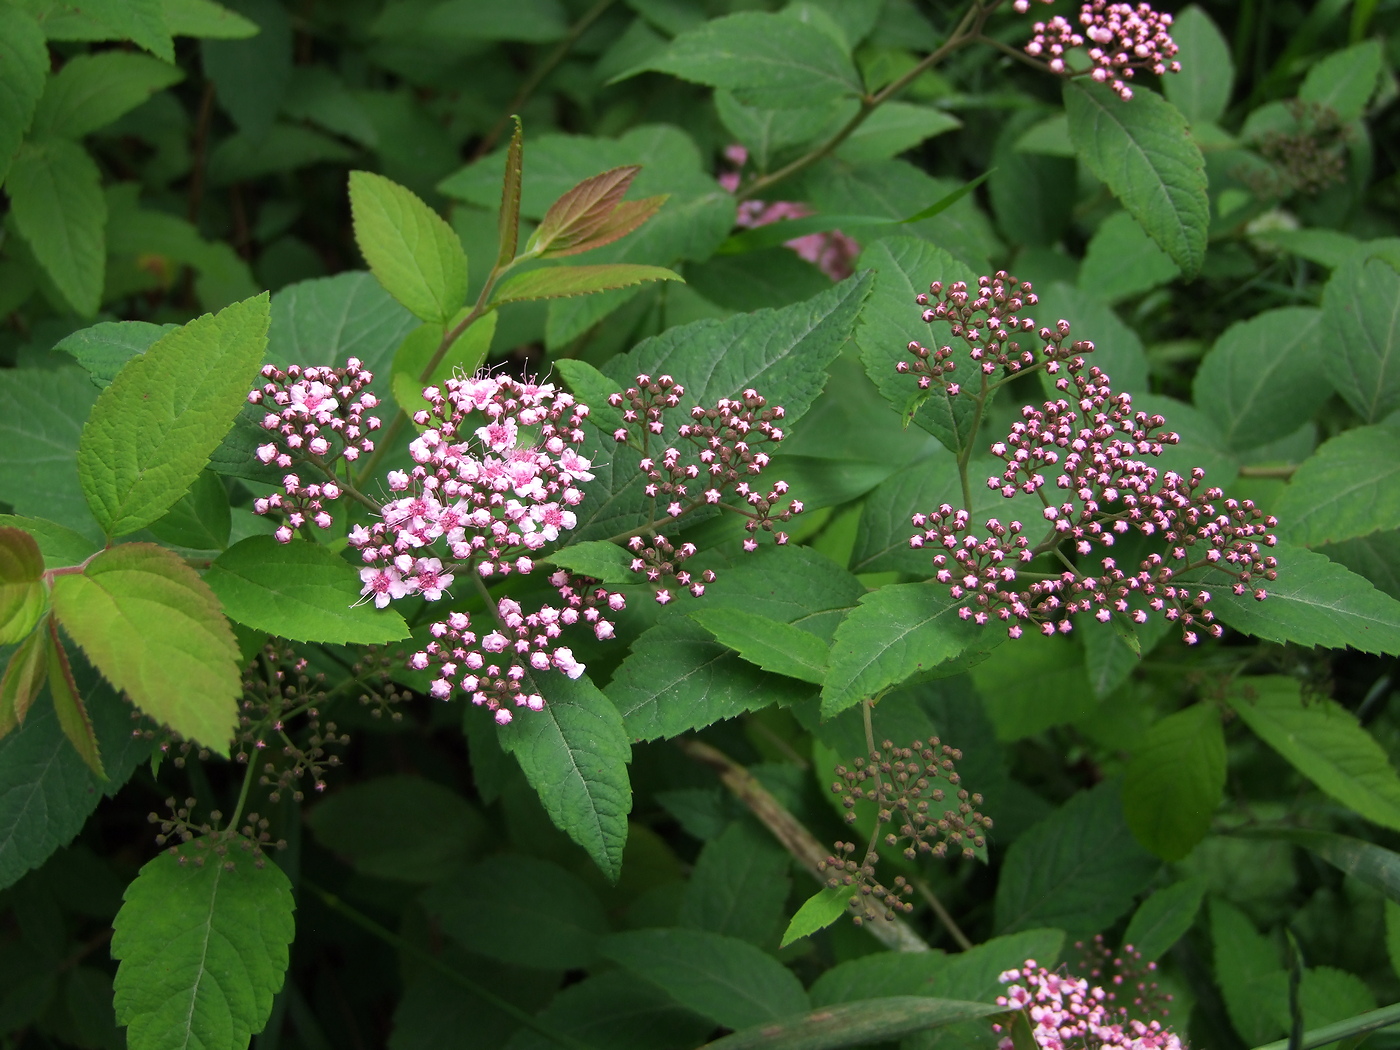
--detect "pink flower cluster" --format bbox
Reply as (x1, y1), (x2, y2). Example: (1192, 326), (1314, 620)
(994, 960), (1182, 1050)
(719, 145), (859, 280)
(1023, 1), (1181, 101)
(247, 360), (383, 543)
(899, 274), (1278, 642)
(338, 373), (625, 723)
(609, 374), (803, 601)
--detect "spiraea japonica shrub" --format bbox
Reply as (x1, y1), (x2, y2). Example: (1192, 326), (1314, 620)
(1, 1), (1399, 1048)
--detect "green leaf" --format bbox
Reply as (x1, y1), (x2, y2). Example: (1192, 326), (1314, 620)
(1123, 879), (1206, 962)
(0, 528), (45, 646)
(1064, 81), (1209, 278)
(1321, 254), (1400, 423)
(554, 360), (625, 433)
(265, 269), (418, 383)
(206, 123), (354, 185)
(50, 542), (241, 753)
(349, 169), (468, 324)
(1192, 307), (1327, 451)
(690, 608), (829, 685)
(630, 11), (862, 109)
(809, 950), (953, 1007)
(1299, 39), (1382, 123)
(683, 820), (793, 947)
(701, 997), (1004, 1050)
(0, 622), (48, 734)
(75, 0), (173, 60)
(995, 780), (1160, 937)
(854, 236), (980, 452)
(55, 320), (175, 389)
(780, 885), (852, 948)
(1245, 828), (1400, 904)
(600, 927), (809, 1030)
(1204, 543), (1400, 655)
(1123, 704), (1225, 861)
(423, 855), (607, 969)
(162, 0), (259, 39)
(306, 774), (486, 884)
(198, 0), (289, 141)
(390, 313), (496, 415)
(497, 671), (632, 882)
(491, 264), (681, 304)
(1226, 676), (1400, 831)
(0, 6), (47, 185)
(6, 139), (106, 316)
(77, 293), (271, 537)
(497, 114), (523, 269)
(1211, 897), (1287, 1046)
(46, 622), (102, 778)
(1163, 5), (1233, 125)
(204, 536), (410, 645)
(1276, 424), (1400, 547)
(971, 632), (1098, 742)
(145, 468), (230, 551)
(0, 516), (95, 572)
(0, 660), (152, 890)
(500, 972), (714, 1050)
(822, 584), (992, 719)
(0, 366), (102, 542)
(1077, 211), (1180, 306)
(835, 102), (961, 164)
(112, 846), (295, 1050)
(545, 540), (634, 585)
(608, 547), (860, 739)
(604, 271), (873, 431)
(30, 51), (182, 139)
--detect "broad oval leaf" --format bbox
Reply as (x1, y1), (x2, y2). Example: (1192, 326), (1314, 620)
(1123, 704), (1225, 861)
(1162, 5), (1233, 125)
(780, 885), (852, 948)
(1191, 307), (1327, 452)
(700, 997), (1004, 1050)
(994, 779), (1160, 938)
(7, 139), (107, 316)
(1227, 676), (1400, 832)
(1122, 879), (1206, 962)
(1204, 543), (1400, 656)
(349, 169), (468, 323)
(0, 6), (48, 185)
(77, 293), (271, 538)
(112, 846), (295, 1050)
(204, 536), (410, 645)
(821, 583), (991, 719)
(690, 608), (829, 685)
(1276, 424), (1400, 548)
(1064, 82), (1209, 278)
(30, 51), (183, 140)
(630, 12), (863, 110)
(50, 543), (242, 753)
(1322, 253), (1400, 423)
(497, 671), (632, 882)
(600, 927), (809, 1030)
(1299, 39), (1383, 123)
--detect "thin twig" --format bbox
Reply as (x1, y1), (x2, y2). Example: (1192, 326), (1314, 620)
(910, 877), (974, 951)
(676, 737), (931, 953)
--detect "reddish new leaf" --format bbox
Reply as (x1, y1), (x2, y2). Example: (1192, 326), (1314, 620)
(544, 195), (668, 258)
(47, 619), (103, 779)
(0, 621), (48, 738)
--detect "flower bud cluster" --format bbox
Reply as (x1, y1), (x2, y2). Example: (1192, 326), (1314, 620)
(609, 374), (803, 602)
(897, 277), (1278, 644)
(248, 360), (383, 542)
(1024, 2), (1181, 101)
(819, 738), (991, 923)
(899, 272), (1093, 396)
(994, 960), (1183, 1050)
